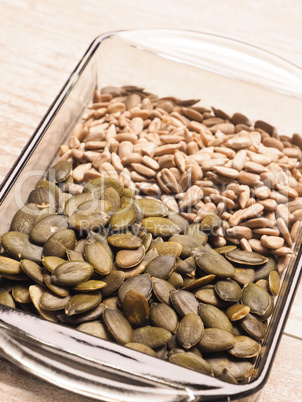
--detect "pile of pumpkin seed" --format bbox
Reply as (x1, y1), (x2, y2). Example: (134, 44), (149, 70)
(0, 159), (283, 384)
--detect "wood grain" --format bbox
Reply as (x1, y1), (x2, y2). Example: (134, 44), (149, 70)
(0, 0), (301, 400)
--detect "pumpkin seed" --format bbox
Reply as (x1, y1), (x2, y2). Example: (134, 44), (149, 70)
(182, 275), (216, 292)
(198, 328), (236, 352)
(73, 280), (107, 292)
(168, 213), (189, 234)
(43, 272), (69, 297)
(103, 187), (120, 213)
(217, 368), (238, 384)
(125, 342), (157, 357)
(169, 235), (207, 258)
(123, 290), (150, 327)
(28, 187), (56, 209)
(84, 240), (112, 275)
(226, 304), (250, 321)
(77, 321), (111, 340)
(36, 180), (63, 211)
(151, 241), (182, 258)
(39, 291), (71, 311)
(167, 272), (184, 289)
(200, 213), (221, 232)
(194, 247), (235, 278)
(233, 268), (255, 286)
(169, 353), (213, 376)
(254, 256), (276, 281)
(0, 256), (22, 275)
(228, 335), (261, 358)
(145, 255), (176, 279)
(150, 303), (178, 334)
(52, 261), (93, 286)
(58, 303), (106, 325)
(83, 177), (124, 198)
(0, 288), (15, 308)
(101, 270), (125, 297)
(2, 231), (43, 263)
(170, 289), (199, 316)
(108, 234), (142, 249)
(214, 245), (237, 254)
(133, 326), (172, 348)
(135, 198), (168, 218)
(69, 211), (110, 232)
(12, 283), (31, 304)
(215, 279), (242, 302)
(10, 203), (40, 234)
(30, 214), (69, 245)
(118, 274), (152, 303)
(268, 270), (280, 296)
(42, 256), (66, 273)
(241, 283), (270, 316)
(206, 354), (253, 380)
(115, 245), (145, 269)
(240, 313), (266, 340)
(152, 278), (176, 306)
(176, 313), (204, 349)
(20, 259), (44, 285)
(65, 292), (102, 315)
(43, 229), (76, 258)
(142, 217), (181, 237)
(66, 250), (85, 262)
(109, 207), (136, 231)
(175, 256), (196, 276)
(103, 308), (133, 345)
(195, 287), (227, 308)
(198, 303), (233, 333)
(78, 199), (112, 215)
(64, 193), (93, 217)
(29, 284), (58, 322)
(46, 161), (72, 183)
(225, 249), (268, 265)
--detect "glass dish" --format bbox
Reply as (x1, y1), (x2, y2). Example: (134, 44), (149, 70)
(0, 29), (301, 401)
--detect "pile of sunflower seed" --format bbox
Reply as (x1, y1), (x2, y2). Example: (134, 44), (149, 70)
(0, 85), (301, 384)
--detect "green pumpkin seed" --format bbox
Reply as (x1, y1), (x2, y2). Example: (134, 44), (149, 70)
(103, 296), (119, 310)
(198, 303), (233, 333)
(36, 180), (63, 211)
(43, 272), (69, 297)
(102, 187), (120, 213)
(20, 259), (44, 285)
(12, 283), (31, 304)
(176, 313), (204, 349)
(42, 256), (66, 273)
(142, 217), (181, 237)
(228, 335), (261, 358)
(241, 283), (270, 316)
(152, 278), (176, 306)
(240, 313), (266, 340)
(52, 261), (93, 286)
(29, 284), (58, 322)
(217, 368), (238, 384)
(198, 328), (236, 352)
(214, 245), (237, 254)
(58, 174), (73, 192)
(58, 303), (105, 325)
(115, 245), (145, 269)
(206, 354), (253, 380)
(135, 198), (168, 218)
(73, 280), (107, 292)
(168, 213), (189, 234)
(125, 342), (157, 357)
(182, 275), (216, 292)
(151, 242), (182, 258)
(150, 303), (178, 334)
(83, 177), (124, 198)
(101, 270), (125, 297)
(133, 326), (172, 348)
(118, 274), (152, 303)
(261, 294), (274, 320)
(255, 279), (269, 291)
(226, 304), (250, 321)
(64, 193), (94, 217)
(87, 232), (113, 259)
(78, 199), (112, 215)
(215, 279), (242, 302)
(170, 289), (199, 317)
(169, 234), (207, 259)
(167, 272), (183, 289)
(140, 232), (152, 251)
(200, 213), (221, 232)
(2, 231), (43, 263)
(195, 287), (227, 308)
(69, 211), (110, 232)
(0, 256), (22, 275)
(0, 288), (15, 308)
(39, 291), (71, 311)
(186, 223), (208, 241)
(10, 203), (40, 234)
(84, 240), (113, 275)
(194, 247), (235, 278)
(46, 161), (72, 183)
(110, 207), (136, 231)
(65, 292), (102, 316)
(30, 214), (69, 245)
(43, 229), (76, 258)
(103, 308), (133, 345)
(107, 234), (142, 249)
(145, 255), (176, 279)
(175, 256), (196, 276)
(268, 270), (280, 296)
(77, 321), (112, 340)
(28, 187), (56, 209)
(169, 353), (213, 376)
(254, 256), (277, 281)
(233, 268), (256, 286)
(123, 289), (150, 328)
(225, 249), (269, 265)
(66, 250), (85, 262)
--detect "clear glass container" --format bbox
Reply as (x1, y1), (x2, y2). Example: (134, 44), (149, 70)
(0, 30), (301, 401)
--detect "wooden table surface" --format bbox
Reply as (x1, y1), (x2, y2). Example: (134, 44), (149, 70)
(0, 1), (301, 400)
